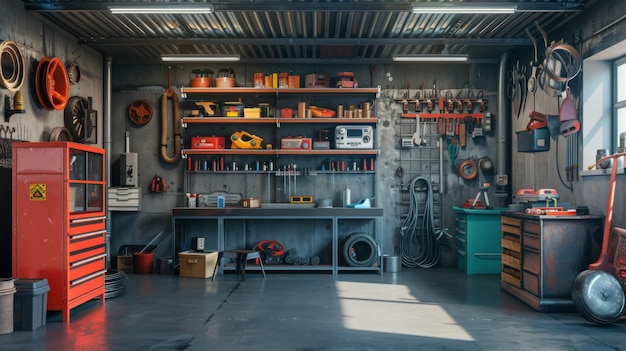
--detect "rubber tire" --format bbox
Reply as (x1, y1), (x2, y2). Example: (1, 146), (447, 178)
(572, 270), (625, 325)
(343, 232), (377, 267)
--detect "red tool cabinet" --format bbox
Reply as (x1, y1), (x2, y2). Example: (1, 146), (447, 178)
(12, 142), (106, 322)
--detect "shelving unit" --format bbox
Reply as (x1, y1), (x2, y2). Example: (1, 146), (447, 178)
(175, 87), (382, 273)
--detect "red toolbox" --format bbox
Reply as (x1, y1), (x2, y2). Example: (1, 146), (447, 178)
(191, 136), (225, 149)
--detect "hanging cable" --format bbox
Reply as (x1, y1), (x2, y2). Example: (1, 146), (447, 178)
(399, 176), (440, 268)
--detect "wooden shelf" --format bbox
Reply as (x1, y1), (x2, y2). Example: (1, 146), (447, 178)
(182, 148), (378, 156)
(181, 87), (380, 95)
(182, 117), (378, 125)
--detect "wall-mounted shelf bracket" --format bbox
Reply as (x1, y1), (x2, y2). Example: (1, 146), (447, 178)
(4, 94), (25, 122)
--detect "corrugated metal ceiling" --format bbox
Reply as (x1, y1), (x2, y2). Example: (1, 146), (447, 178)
(22, 0), (590, 63)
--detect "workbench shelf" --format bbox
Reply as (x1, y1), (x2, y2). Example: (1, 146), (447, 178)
(183, 149), (378, 157)
(182, 117), (379, 125)
(171, 208), (384, 275)
(180, 87), (380, 97)
(185, 170), (376, 175)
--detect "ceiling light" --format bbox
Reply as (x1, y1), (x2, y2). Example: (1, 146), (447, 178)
(109, 5), (214, 14)
(393, 55), (469, 62)
(161, 55), (240, 62)
(410, 3), (516, 14)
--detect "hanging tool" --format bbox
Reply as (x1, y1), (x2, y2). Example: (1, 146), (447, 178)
(411, 115), (423, 146)
(160, 66), (181, 164)
(150, 174), (167, 193)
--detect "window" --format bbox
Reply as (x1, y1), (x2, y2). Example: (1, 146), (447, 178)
(615, 56), (626, 151)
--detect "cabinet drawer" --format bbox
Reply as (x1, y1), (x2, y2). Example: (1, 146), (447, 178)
(69, 255), (106, 282)
(456, 216), (467, 231)
(524, 220), (541, 235)
(456, 236), (466, 252)
(108, 187), (141, 211)
(69, 216), (106, 235)
(524, 232), (540, 250)
(69, 244), (106, 265)
(502, 249), (521, 270)
(523, 248), (540, 275)
(69, 230), (106, 253)
(502, 271), (522, 288)
(69, 274), (105, 301)
(501, 216), (522, 235)
(501, 216), (522, 227)
(501, 238), (521, 252)
(522, 270), (539, 296)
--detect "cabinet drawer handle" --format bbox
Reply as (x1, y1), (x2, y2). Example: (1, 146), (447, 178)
(474, 252), (502, 257)
(457, 237), (466, 243)
(457, 229), (466, 235)
(187, 259), (198, 264)
(71, 253), (106, 267)
(456, 249), (466, 255)
(71, 269), (107, 286)
(71, 216), (106, 224)
(71, 230), (106, 240)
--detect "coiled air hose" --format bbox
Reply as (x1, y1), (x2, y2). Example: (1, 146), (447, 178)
(343, 232), (378, 267)
(399, 176), (440, 268)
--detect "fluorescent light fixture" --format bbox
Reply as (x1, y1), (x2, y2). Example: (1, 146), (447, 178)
(410, 3), (516, 14)
(109, 5), (214, 14)
(161, 55), (240, 62)
(393, 54), (468, 62)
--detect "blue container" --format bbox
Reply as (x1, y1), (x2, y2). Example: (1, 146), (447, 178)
(13, 278), (50, 331)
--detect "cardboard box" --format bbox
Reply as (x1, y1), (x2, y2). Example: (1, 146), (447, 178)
(116, 255), (134, 273)
(178, 251), (218, 278)
(244, 108), (261, 118)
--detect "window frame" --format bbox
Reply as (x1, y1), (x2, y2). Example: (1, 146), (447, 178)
(613, 55), (626, 151)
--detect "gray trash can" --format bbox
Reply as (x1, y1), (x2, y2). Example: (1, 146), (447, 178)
(0, 278), (16, 335)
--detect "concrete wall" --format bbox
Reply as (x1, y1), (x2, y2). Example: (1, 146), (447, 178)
(107, 61), (504, 267)
(0, 0), (103, 146)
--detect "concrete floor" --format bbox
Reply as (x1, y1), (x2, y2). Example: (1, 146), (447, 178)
(1, 268), (625, 351)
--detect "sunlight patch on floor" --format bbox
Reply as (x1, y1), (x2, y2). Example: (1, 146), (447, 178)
(336, 281), (474, 341)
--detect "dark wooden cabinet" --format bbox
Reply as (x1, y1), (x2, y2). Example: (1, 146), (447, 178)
(500, 211), (603, 312)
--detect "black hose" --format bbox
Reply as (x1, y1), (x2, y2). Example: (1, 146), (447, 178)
(399, 176), (441, 268)
(343, 232), (378, 267)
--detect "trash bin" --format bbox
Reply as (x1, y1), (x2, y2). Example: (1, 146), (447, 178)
(13, 278), (50, 331)
(0, 278), (16, 335)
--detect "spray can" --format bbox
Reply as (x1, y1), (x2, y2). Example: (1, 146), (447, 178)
(343, 185), (351, 207)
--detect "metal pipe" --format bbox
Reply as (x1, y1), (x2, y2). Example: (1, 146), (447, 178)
(439, 136), (444, 194)
(104, 56), (113, 268)
(496, 52), (509, 198)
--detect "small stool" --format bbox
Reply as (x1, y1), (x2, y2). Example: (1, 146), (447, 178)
(214, 249), (265, 281)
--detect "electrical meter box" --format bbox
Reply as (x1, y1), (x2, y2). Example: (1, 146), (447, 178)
(120, 153), (138, 186)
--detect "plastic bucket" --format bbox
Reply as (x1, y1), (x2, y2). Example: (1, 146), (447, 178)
(133, 252), (155, 274)
(383, 255), (402, 273)
(156, 257), (173, 274)
(0, 278), (16, 335)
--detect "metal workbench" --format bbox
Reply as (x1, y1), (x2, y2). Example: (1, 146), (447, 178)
(171, 207), (384, 275)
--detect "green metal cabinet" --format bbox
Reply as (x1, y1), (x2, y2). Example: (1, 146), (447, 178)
(453, 206), (504, 275)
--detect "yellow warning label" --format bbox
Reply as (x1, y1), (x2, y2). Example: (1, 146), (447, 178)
(29, 184), (46, 201)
